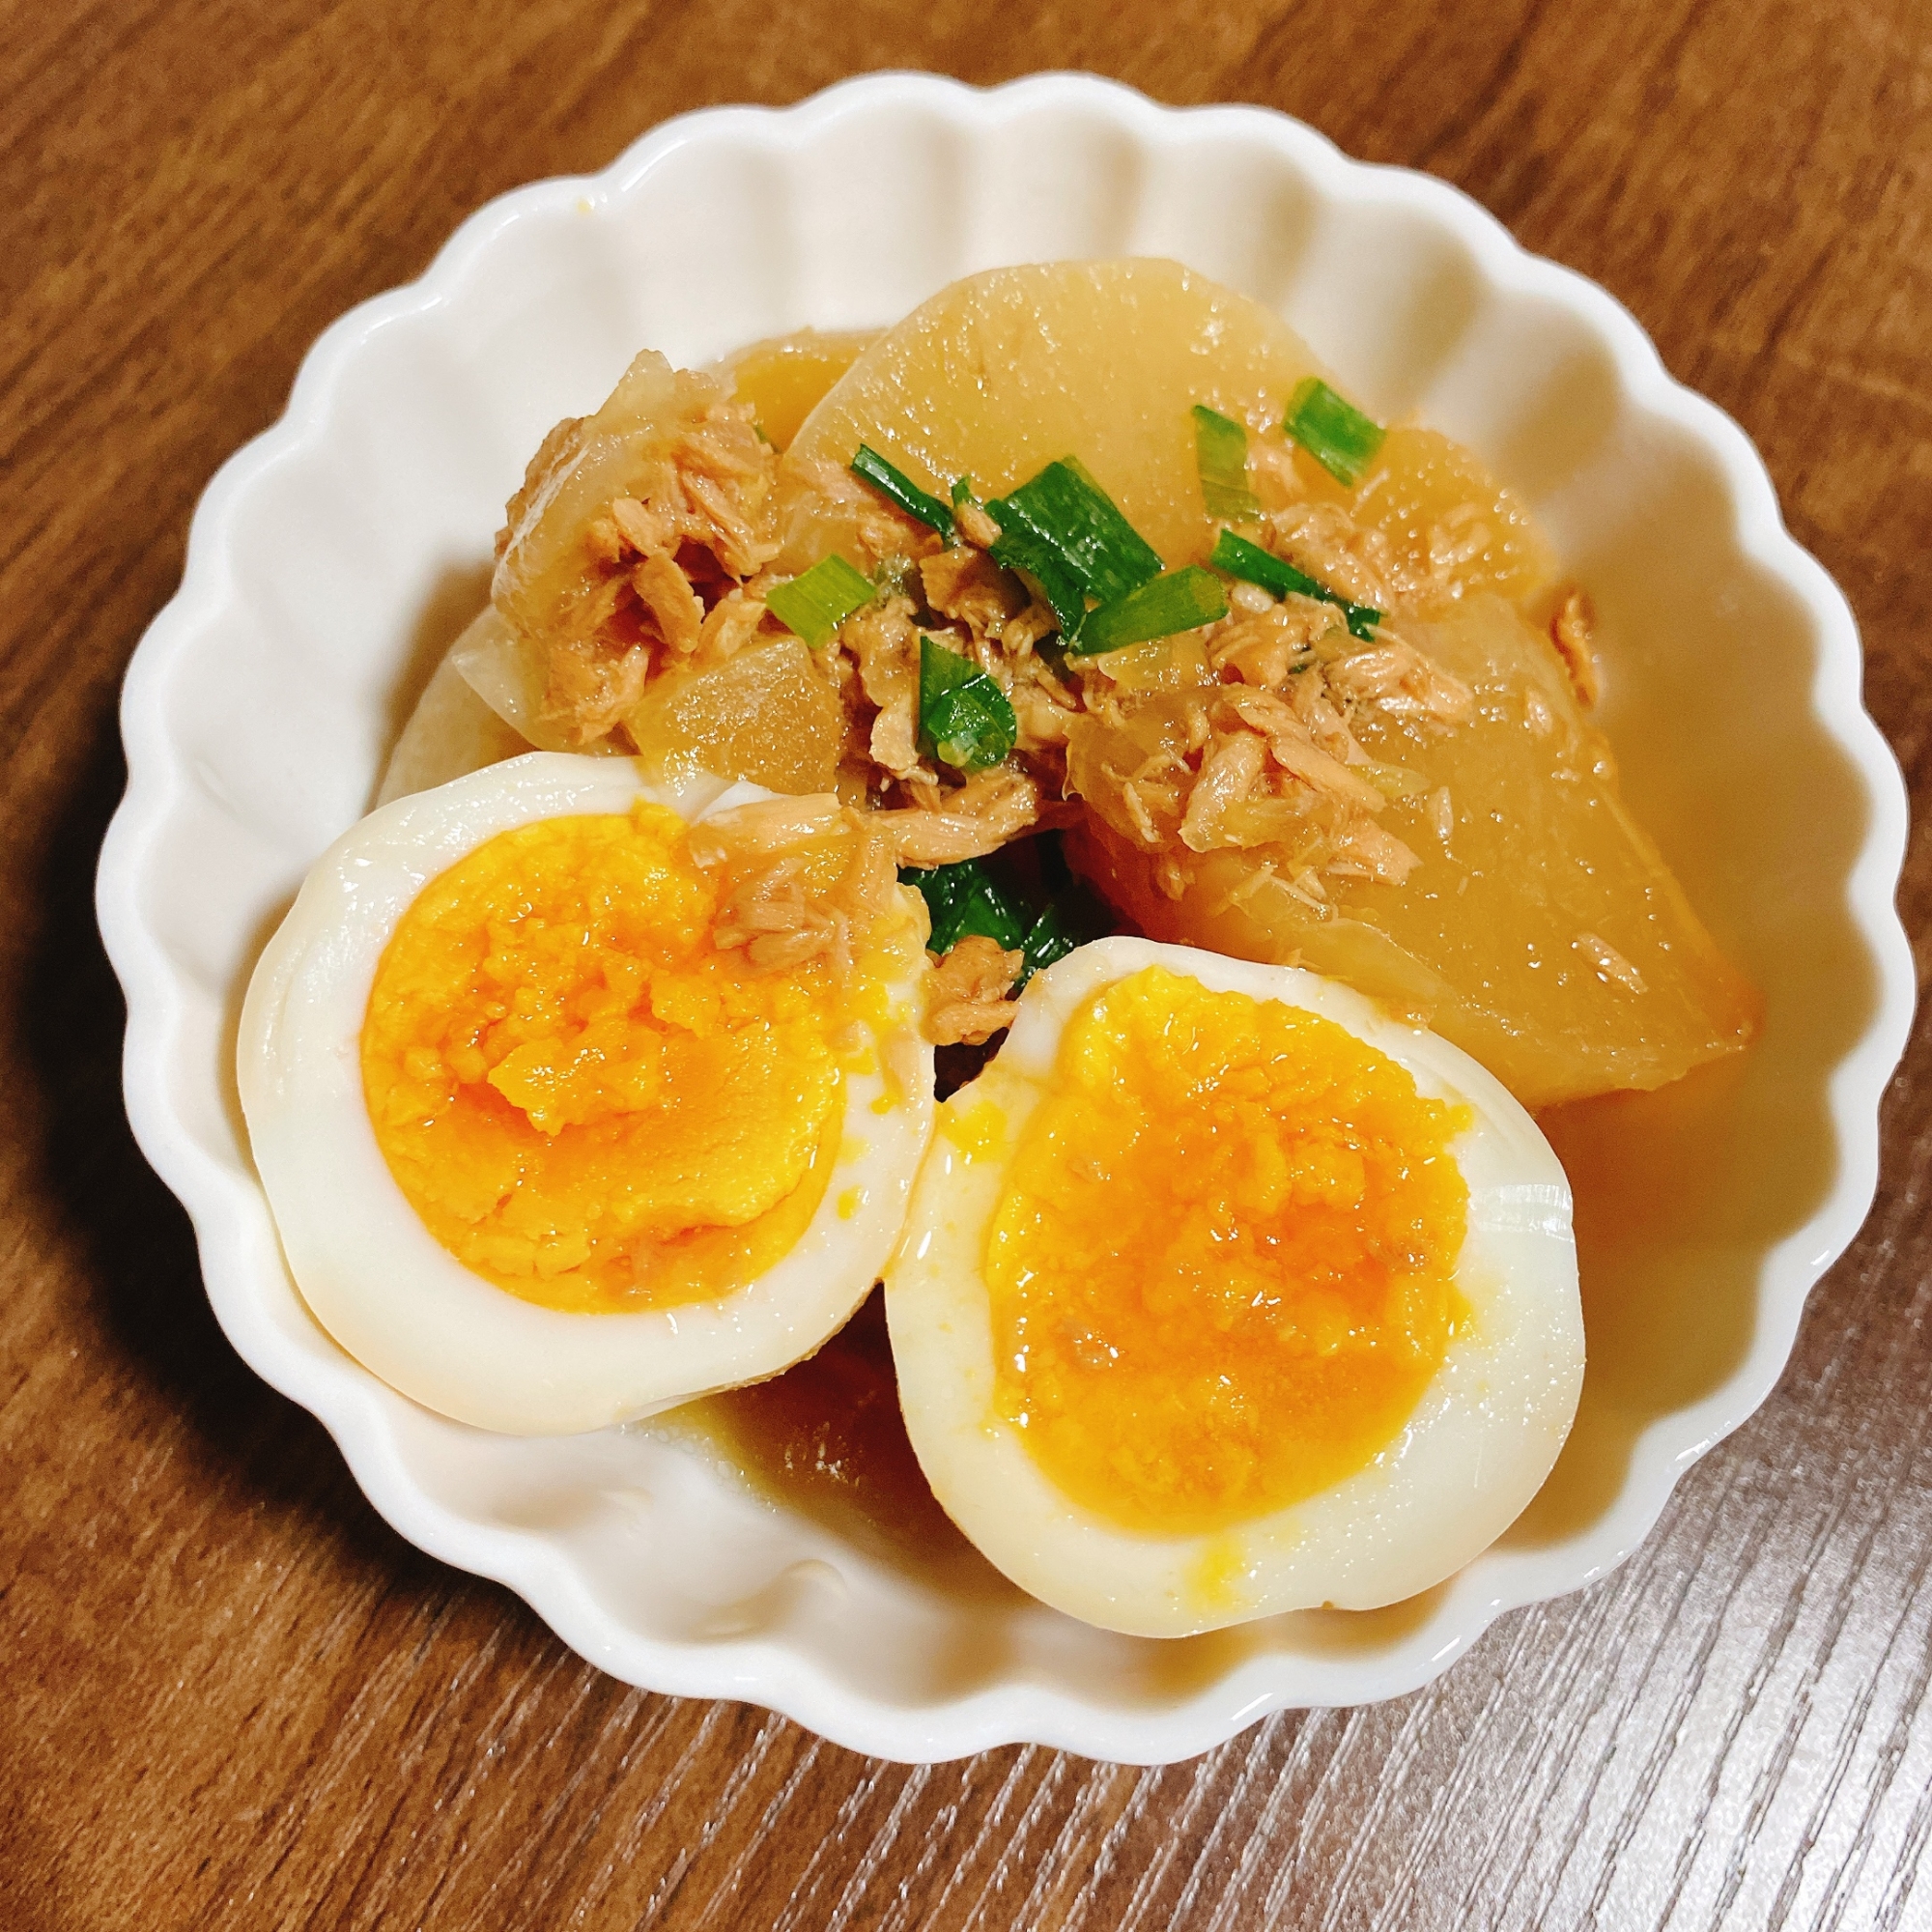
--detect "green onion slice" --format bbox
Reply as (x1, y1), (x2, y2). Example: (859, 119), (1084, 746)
(920, 635), (1017, 772)
(1282, 377), (1385, 487)
(1018, 900), (1084, 983)
(1208, 529), (1381, 642)
(1192, 405), (1261, 521)
(850, 443), (955, 540)
(902, 844), (1106, 993)
(766, 554), (875, 648)
(987, 458), (1163, 638)
(1066, 566), (1229, 657)
(900, 859), (1028, 955)
(983, 516), (1088, 638)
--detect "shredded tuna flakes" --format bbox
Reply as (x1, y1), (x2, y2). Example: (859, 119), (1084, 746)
(846, 597), (919, 700)
(802, 458), (946, 568)
(1180, 731), (1269, 852)
(1550, 586), (1602, 708)
(691, 794), (843, 865)
(1268, 503), (1400, 610)
(1575, 931), (1647, 994)
(1289, 682), (1370, 765)
(1428, 514), (1492, 576)
(696, 802), (900, 983)
(1121, 780), (1164, 849)
(492, 351), (1589, 918)
(543, 638), (650, 742)
(1210, 605), (1329, 691)
(951, 768), (1039, 834)
(1224, 691), (1382, 812)
(881, 815), (996, 868)
(694, 587), (767, 666)
(953, 498), (1002, 550)
(746, 924), (835, 972)
(1326, 820), (1420, 885)
(921, 547), (1025, 633)
(1327, 643), (1475, 725)
(868, 696), (921, 778)
(925, 935), (1023, 1045)
(632, 553), (704, 655)
(610, 496), (671, 556)
(1000, 603), (1059, 659)
(1009, 684), (1071, 750)
(1209, 858), (1278, 916)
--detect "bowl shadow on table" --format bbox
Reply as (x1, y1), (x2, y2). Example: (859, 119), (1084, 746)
(24, 719), (446, 1599)
(27, 579), (546, 1637)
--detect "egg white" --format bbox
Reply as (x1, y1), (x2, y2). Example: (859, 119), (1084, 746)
(885, 935), (1583, 1636)
(239, 752), (935, 1436)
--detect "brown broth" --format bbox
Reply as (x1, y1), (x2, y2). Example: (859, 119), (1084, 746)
(682, 1288), (1019, 1598)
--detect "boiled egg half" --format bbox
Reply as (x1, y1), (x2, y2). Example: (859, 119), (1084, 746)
(240, 753), (934, 1435)
(886, 936), (1582, 1635)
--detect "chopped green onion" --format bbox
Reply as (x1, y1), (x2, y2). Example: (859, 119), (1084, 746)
(1283, 377), (1385, 487)
(951, 476), (977, 507)
(1208, 529), (1380, 641)
(1018, 900), (1084, 983)
(984, 516), (1088, 638)
(920, 635), (1016, 772)
(1211, 526), (1317, 600)
(1192, 405), (1261, 521)
(903, 838), (1106, 993)
(900, 859), (1028, 955)
(766, 554), (875, 648)
(1002, 457), (1163, 604)
(988, 458), (1163, 638)
(851, 443), (955, 540)
(1065, 566), (1229, 657)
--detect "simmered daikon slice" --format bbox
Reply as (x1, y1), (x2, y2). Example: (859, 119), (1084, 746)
(1067, 595), (1757, 1109)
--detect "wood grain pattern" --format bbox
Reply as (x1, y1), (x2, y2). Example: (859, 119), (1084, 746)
(4, 1), (1928, 1926)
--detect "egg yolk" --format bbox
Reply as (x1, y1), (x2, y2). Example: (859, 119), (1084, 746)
(984, 966), (1470, 1536)
(361, 803), (853, 1312)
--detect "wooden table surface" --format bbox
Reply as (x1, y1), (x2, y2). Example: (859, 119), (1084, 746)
(7, 2), (1929, 1926)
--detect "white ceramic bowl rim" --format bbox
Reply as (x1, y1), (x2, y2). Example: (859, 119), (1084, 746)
(97, 71), (1916, 1764)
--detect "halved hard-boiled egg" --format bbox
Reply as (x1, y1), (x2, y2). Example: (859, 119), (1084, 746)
(240, 753), (935, 1435)
(886, 936), (1582, 1635)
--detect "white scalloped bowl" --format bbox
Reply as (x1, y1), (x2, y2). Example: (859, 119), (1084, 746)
(98, 73), (1913, 1764)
